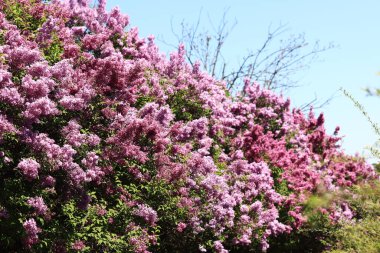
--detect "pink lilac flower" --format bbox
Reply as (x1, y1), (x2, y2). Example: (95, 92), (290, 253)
(17, 158), (41, 180)
(41, 176), (56, 188)
(23, 97), (60, 122)
(214, 240), (228, 253)
(23, 218), (41, 248)
(133, 204), (158, 226)
(176, 222), (187, 232)
(72, 240), (86, 251)
(27, 197), (48, 216)
(0, 114), (16, 137)
(0, 87), (24, 105)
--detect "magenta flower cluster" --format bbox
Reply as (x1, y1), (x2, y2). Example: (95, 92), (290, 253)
(26, 196), (48, 216)
(0, 0), (376, 252)
(23, 218), (41, 248)
(17, 158), (41, 181)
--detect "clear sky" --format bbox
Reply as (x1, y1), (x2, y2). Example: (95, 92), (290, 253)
(107, 0), (380, 160)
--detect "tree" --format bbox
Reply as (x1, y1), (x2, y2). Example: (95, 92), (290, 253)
(163, 10), (335, 94)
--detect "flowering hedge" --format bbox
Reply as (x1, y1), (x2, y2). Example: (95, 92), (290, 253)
(0, 0), (377, 252)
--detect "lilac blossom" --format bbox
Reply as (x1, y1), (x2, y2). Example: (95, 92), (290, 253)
(23, 218), (41, 248)
(27, 197), (48, 216)
(17, 158), (41, 180)
(133, 204), (158, 226)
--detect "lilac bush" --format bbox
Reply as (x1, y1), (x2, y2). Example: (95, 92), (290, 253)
(0, 0), (377, 252)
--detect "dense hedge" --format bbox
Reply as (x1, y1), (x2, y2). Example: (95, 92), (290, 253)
(0, 0), (377, 252)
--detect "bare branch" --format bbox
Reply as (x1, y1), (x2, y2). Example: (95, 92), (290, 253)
(163, 8), (335, 108)
(299, 91), (337, 112)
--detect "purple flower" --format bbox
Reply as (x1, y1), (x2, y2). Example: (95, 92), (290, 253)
(176, 222), (187, 232)
(27, 197), (48, 216)
(23, 97), (59, 122)
(0, 114), (16, 138)
(8, 46), (41, 68)
(23, 218), (41, 248)
(17, 158), (40, 180)
(72, 240), (86, 251)
(59, 96), (85, 110)
(0, 87), (24, 105)
(133, 204), (158, 226)
(41, 176), (56, 188)
(22, 75), (54, 98)
(77, 193), (91, 211)
(214, 240), (228, 253)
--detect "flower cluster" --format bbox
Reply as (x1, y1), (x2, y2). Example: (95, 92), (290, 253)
(17, 158), (41, 180)
(26, 197), (48, 216)
(0, 0), (377, 252)
(23, 218), (41, 248)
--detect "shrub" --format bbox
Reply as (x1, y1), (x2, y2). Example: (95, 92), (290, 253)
(0, 0), (377, 252)
(322, 181), (380, 253)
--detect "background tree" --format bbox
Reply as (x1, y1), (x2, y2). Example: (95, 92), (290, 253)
(162, 10), (335, 106)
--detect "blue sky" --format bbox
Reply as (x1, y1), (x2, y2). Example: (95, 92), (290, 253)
(107, 0), (380, 160)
